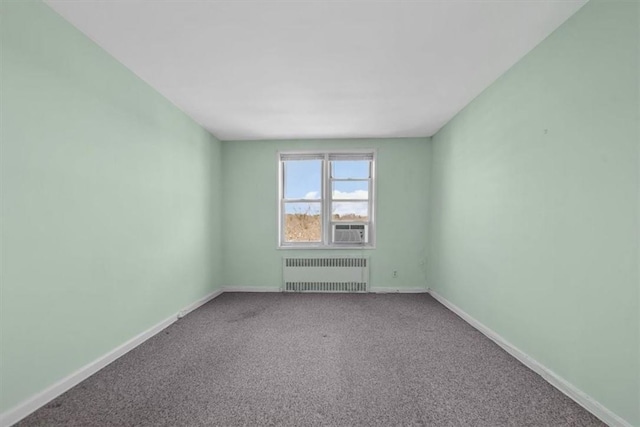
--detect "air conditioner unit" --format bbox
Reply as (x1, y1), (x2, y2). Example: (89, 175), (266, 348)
(332, 224), (368, 244)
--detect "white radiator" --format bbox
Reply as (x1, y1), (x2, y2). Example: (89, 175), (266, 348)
(283, 257), (370, 293)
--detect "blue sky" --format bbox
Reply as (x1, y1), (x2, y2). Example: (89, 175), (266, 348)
(284, 160), (370, 217)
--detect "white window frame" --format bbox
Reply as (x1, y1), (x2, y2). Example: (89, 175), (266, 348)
(278, 149), (376, 249)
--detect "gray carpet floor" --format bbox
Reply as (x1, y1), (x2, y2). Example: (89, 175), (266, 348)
(18, 293), (604, 426)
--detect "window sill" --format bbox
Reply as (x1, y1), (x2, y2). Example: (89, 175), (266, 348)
(278, 245), (376, 250)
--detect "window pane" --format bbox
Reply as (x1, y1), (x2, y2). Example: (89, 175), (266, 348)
(332, 181), (368, 200)
(331, 160), (370, 179)
(284, 202), (321, 242)
(284, 160), (321, 200)
(332, 201), (368, 221)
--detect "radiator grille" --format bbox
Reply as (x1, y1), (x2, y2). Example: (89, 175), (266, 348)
(283, 257), (369, 293)
(285, 282), (367, 292)
(285, 258), (367, 268)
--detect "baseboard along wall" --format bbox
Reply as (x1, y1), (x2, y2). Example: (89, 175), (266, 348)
(0, 289), (224, 427)
(222, 286), (282, 293)
(369, 287), (429, 294)
(2, 288), (629, 427)
(428, 289), (632, 427)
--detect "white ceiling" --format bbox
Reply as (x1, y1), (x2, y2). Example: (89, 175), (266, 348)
(45, 0), (587, 141)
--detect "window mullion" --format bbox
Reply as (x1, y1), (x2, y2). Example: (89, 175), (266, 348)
(281, 199), (287, 246)
(331, 199), (369, 203)
(323, 154), (330, 246)
(279, 161), (284, 246)
(283, 198), (321, 203)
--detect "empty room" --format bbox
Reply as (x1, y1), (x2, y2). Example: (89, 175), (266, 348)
(1, 0), (638, 426)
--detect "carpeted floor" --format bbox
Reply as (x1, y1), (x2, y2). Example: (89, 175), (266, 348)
(18, 293), (604, 426)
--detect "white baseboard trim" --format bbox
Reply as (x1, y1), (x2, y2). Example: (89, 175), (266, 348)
(223, 286), (282, 292)
(428, 290), (632, 427)
(9, 288), (625, 427)
(370, 287), (429, 294)
(177, 288), (223, 318)
(223, 287), (430, 294)
(0, 289), (224, 427)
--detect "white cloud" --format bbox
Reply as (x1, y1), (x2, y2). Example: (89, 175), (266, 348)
(301, 190), (369, 217)
(332, 201), (368, 217)
(304, 191), (321, 199)
(303, 190), (368, 200)
(332, 190), (368, 217)
(332, 190), (368, 200)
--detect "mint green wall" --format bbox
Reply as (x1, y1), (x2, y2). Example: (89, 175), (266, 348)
(427, 1), (639, 425)
(0, 1), (223, 413)
(3, 0), (637, 424)
(222, 138), (430, 291)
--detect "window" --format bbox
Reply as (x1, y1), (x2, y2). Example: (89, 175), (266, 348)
(278, 150), (375, 248)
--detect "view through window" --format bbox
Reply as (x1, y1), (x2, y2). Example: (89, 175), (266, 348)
(279, 151), (375, 247)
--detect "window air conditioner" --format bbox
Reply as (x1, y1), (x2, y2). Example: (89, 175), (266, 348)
(332, 224), (368, 244)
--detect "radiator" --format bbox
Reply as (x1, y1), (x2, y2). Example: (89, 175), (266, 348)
(283, 257), (370, 293)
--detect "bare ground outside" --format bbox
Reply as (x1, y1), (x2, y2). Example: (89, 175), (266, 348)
(284, 214), (368, 242)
